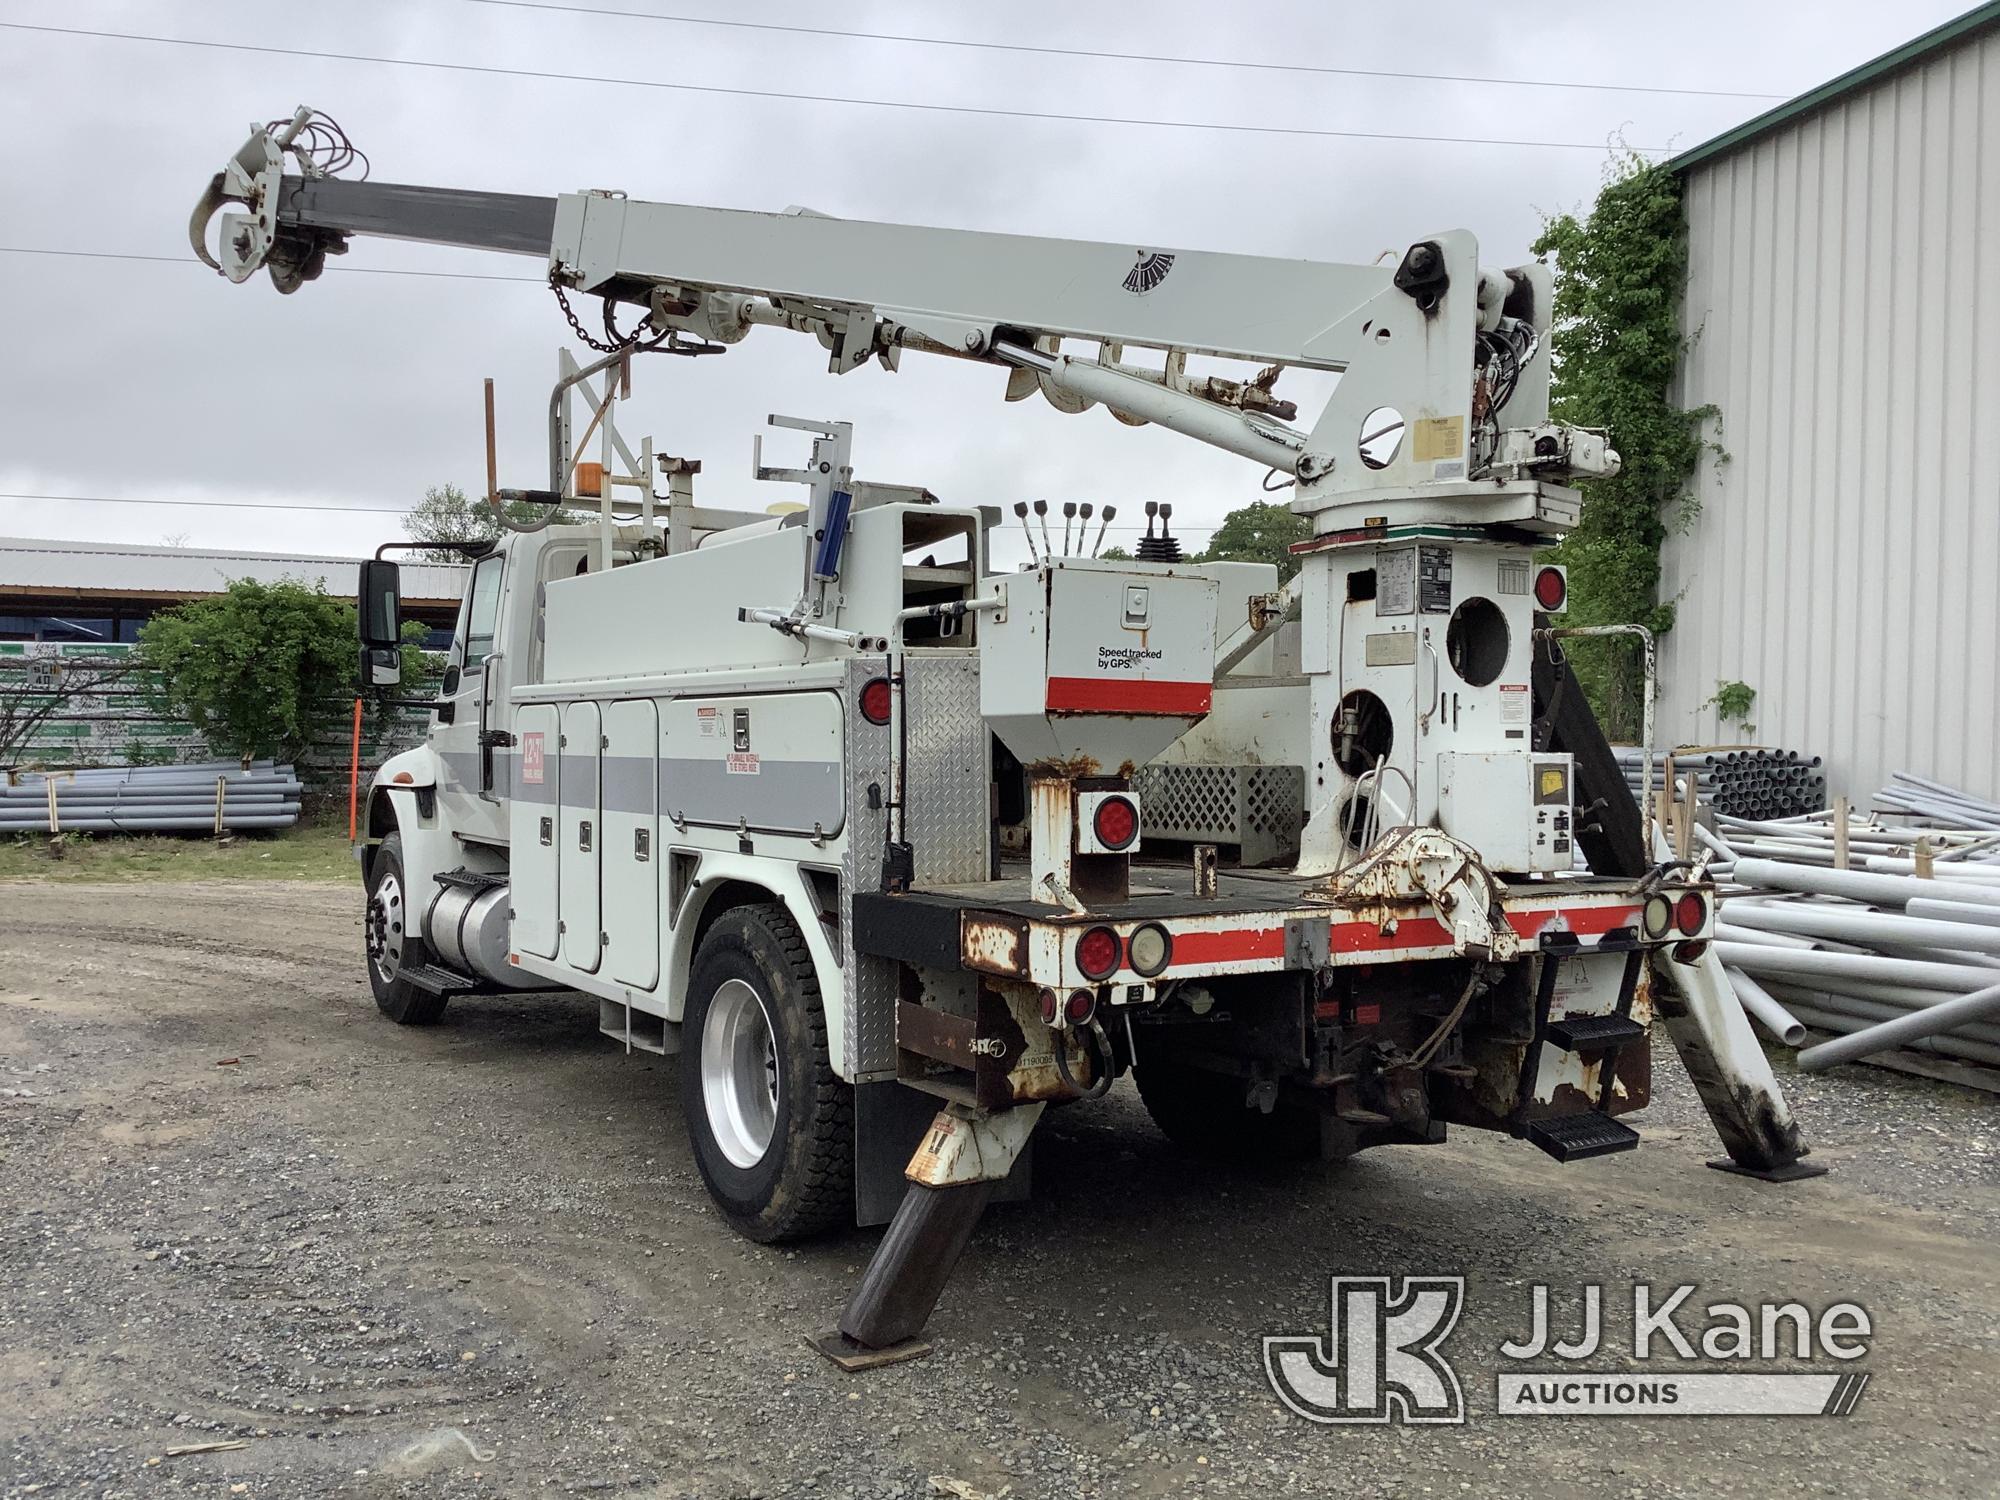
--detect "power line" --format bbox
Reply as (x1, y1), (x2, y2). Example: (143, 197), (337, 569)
(465, 0), (1785, 101)
(0, 245), (542, 283)
(0, 491), (1212, 533)
(1, 22), (1668, 154)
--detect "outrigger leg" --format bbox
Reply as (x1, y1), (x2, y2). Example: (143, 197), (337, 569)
(1532, 631), (1821, 1183)
(810, 1102), (1045, 1371)
(1651, 943), (1826, 1182)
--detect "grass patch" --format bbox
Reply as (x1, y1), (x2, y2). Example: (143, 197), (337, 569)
(0, 817), (358, 883)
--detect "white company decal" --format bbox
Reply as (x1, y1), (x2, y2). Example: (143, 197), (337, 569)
(519, 731), (546, 785)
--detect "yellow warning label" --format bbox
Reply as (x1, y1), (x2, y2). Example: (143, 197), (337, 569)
(1411, 415), (1465, 463)
(1540, 768), (1568, 798)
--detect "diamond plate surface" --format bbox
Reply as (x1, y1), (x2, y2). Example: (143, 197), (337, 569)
(839, 654), (989, 1079)
(902, 655), (991, 886)
(840, 657), (896, 1080)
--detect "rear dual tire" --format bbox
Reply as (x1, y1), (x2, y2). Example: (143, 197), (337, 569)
(680, 903), (853, 1242)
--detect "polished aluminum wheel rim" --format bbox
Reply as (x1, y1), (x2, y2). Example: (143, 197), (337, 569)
(701, 978), (779, 1168)
(366, 871), (405, 982)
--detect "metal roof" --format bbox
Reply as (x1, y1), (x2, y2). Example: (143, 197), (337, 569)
(1672, 2), (2000, 173)
(0, 536), (469, 607)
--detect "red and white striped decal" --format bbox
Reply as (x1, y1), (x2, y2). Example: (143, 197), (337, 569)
(1044, 677), (1212, 716)
(1161, 903), (1643, 970)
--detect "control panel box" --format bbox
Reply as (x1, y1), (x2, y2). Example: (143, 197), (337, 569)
(1434, 751), (1574, 873)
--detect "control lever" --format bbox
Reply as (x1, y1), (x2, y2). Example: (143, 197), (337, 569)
(1013, 501), (1041, 565)
(1089, 504), (1115, 557)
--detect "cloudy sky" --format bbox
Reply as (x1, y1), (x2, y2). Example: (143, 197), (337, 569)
(0, 0), (1971, 570)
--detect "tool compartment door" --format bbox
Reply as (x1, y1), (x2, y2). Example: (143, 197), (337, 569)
(601, 699), (659, 990)
(661, 692), (844, 838)
(509, 704), (561, 960)
(560, 701), (602, 973)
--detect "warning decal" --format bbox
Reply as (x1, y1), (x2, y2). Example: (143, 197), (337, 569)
(725, 751), (761, 775)
(1500, 683), (1529, 724)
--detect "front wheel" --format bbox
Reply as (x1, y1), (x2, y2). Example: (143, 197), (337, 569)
(680, 903), (852, 1242)
(365, 832), (449, 1026)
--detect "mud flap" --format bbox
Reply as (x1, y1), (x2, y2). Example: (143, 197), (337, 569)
(853, 1079), (1031, 1227)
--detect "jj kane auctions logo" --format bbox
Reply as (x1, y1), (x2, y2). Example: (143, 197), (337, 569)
(1266, 1278), (1872, 1423)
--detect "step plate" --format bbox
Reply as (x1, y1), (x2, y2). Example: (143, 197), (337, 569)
(1544, 1013), (1647, 1052)
(1527, 1110), (1641, 1163)
(401, 962), (480, 996)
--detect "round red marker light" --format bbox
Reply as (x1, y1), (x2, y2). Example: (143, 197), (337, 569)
(1674, 892), (1706, 935)
(859, 677), (894, 726)
(1093, 795), (1138, 851)
(1064, 988), (1097, 1024)
(1076, 925), (1121, 980)
(1533, 566), (1567, 612)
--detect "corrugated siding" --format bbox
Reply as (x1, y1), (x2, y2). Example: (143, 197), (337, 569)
(1664, 28), (2000, 803)
(0, 537), (469, 607)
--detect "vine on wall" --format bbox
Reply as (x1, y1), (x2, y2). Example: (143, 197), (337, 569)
(1532, 152), (1718, 740)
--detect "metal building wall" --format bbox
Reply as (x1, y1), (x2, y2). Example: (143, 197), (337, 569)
(1662, 27), (2000, 802)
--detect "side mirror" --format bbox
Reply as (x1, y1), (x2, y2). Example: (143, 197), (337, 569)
(358, 559), (402, 648)
(357, 559), (403, 690)
(361, 645), (402, 689)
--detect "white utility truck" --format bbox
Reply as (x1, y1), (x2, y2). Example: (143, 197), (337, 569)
(193, 109), (1815, 1365)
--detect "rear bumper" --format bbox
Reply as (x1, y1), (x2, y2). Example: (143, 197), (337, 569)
(854, 870), (1709, 994)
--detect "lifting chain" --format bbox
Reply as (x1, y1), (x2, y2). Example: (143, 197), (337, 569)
(548, 276), (729, 358)
(549, 275), (665, 355)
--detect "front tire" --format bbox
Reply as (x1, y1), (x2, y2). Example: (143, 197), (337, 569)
(680, 903), (852, 1242)
(365, 832), (449, 1026)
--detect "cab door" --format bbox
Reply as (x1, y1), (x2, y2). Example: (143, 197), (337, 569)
(559, 701), (602, 973)
(435, 551), (510, 845)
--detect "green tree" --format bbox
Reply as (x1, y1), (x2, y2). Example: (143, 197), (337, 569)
(1533, 153), (1716, 739)
(1197, 500), (1309, 584)
(404, 483), (582, 561)
(139, 580), (436, 761)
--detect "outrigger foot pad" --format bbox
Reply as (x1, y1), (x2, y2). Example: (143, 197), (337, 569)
(1705, 1156), (1829, 1183)
(806, 1331), (934, 1372)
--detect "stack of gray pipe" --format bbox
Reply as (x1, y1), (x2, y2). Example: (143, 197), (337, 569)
(1710, 839), (2000, 1078)
(0, 761), (303, 834)
(1613, 746), (1826, 819)
(1874, 772), (2000, 832)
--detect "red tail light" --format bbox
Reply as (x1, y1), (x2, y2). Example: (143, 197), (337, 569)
(859, 677), (893, 726)
(1076, 925), (1121, 980)
(1533, 566), (1567, 611)
(1092, 795), (1138, 851)
(1038, 987), (1059, 1025)
(1064, 988), (1097, 1024)
(1674, 892), (1707, 935)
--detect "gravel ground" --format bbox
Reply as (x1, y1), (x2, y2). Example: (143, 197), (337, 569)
(1, 880), (1995, 1498)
